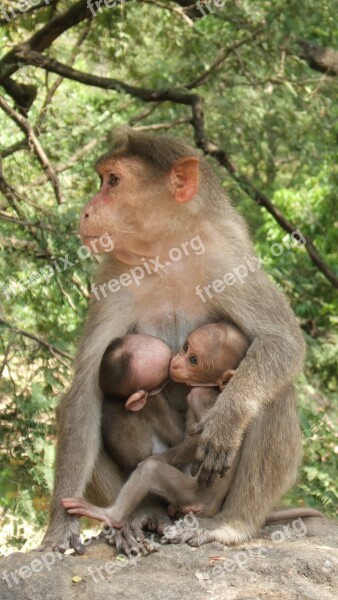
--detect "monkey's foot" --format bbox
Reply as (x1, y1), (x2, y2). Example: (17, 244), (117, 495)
(105, 507), (171, 556)
(161, 516), (253, 547)
(39, 515), (85, 555)
(61, 497), (123, 528)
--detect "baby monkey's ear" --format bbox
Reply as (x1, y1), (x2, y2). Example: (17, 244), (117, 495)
(217, 369), (236, 390)
(125, 390), (148, 411)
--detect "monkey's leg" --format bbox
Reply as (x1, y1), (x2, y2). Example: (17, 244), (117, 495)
(64, 458), (203, 553)
(84, 449), (125, 507)
(102, 458), (200, 524)
(164, 384), (301, 547)
(62, 460), (200, 525)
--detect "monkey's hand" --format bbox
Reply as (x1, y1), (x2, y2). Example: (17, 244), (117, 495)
(105, 506), (171, 555)
(39, 513), (85, 555)
(161, 515), (252, 547)
(189, 405), (244, 487)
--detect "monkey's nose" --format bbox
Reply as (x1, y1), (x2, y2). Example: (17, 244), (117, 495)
(170, 361), (180, 374)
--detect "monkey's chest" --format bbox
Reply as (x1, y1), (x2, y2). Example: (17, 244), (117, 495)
(132, 267), (212, 350)
(135, 297), (212, 351)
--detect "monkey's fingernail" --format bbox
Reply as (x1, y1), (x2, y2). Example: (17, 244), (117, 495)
(190, 461), (201, 476)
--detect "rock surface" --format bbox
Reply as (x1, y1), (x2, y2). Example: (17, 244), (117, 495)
(1, 519), (337, 600)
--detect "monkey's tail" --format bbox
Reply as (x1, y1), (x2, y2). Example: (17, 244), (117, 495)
(265, 507), (323, 523)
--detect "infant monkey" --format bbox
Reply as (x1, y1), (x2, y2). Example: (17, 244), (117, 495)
(62, 322), (249, 527)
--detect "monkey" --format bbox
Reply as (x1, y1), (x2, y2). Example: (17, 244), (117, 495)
(62, 322), (322, 530)
(98, 333), (185, 474)
(62, 322), (250, 525)
(42, 128), (311, 555)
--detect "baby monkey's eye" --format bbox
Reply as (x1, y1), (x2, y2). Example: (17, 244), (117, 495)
(108, 173), (120, 186)
(189, 355), (198, 365)
(183, 342), (188, 353)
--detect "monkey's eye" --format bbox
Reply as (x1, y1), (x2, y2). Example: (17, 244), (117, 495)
(183, 342), (188, 353)
(108, 173), (120, 187)
(189, 355), (198, 365)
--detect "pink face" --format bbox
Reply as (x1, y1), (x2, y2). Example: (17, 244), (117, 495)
(170, 335), (216, 387)
(78, 155), (200, 260)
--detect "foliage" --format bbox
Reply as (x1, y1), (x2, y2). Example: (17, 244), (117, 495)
(0, 0), (337, 554)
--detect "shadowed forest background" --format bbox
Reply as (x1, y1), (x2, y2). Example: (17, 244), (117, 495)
(0, 0), (337, 555)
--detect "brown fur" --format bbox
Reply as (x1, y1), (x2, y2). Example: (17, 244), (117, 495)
(42, 129), (307, 553)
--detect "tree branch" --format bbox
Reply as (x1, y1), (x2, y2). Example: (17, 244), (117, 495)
(185, 24), (266, 89)
(0, 317), (72, 361)
(0, 95), (64, 204)
(11, 45), (336, 287)
(13, 49), (196, 105)
(189, 100), (338, 288)
(0, 210), (55, 232)
(0, 0), (92, 83)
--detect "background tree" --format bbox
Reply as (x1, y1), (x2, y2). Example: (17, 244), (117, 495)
(0, 0), (337, 554)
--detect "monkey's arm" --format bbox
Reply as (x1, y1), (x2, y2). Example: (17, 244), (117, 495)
(42, 284), (133, 554)
(154, 435), (198, 466)
(155, 389), (217, 467)
(192, 272), (306, 486)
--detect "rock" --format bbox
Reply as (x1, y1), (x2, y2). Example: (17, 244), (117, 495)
(0, 520), (337, 600)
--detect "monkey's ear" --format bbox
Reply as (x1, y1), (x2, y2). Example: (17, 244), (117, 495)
(217, 370), (236, 390)
(169, 157), (199, 203)
(125, 390), (148, 411)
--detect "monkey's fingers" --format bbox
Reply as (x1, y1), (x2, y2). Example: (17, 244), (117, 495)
(61, 497), (86, 509)
(156, 518), (172, 536)
(120, 523), (145, 555)
(114, 530), (132, 555)
(187, 530), (213, 547)
(205, 453), (231, 487)
(56, 534), (85, 556)
(161, 524), (196, 545)
(70, 534), (86, 555)
(196, 456), (215, 487)
(190, 444), (209, 477)
(198, 450), (232, 487)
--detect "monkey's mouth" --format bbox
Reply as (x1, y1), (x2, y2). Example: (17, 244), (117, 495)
(170, 371), (188, 383)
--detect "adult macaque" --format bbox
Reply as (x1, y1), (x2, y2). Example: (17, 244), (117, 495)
(42, 128), (308, 554)
(62, 322), (249, 524)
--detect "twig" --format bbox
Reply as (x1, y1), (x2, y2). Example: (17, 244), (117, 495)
(0, 317), (72, 360)
(0, 95), (64, 204)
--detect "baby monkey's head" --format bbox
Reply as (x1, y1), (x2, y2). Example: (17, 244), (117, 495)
(99, 334), (172, 411)
(170, 322), (249, 388)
